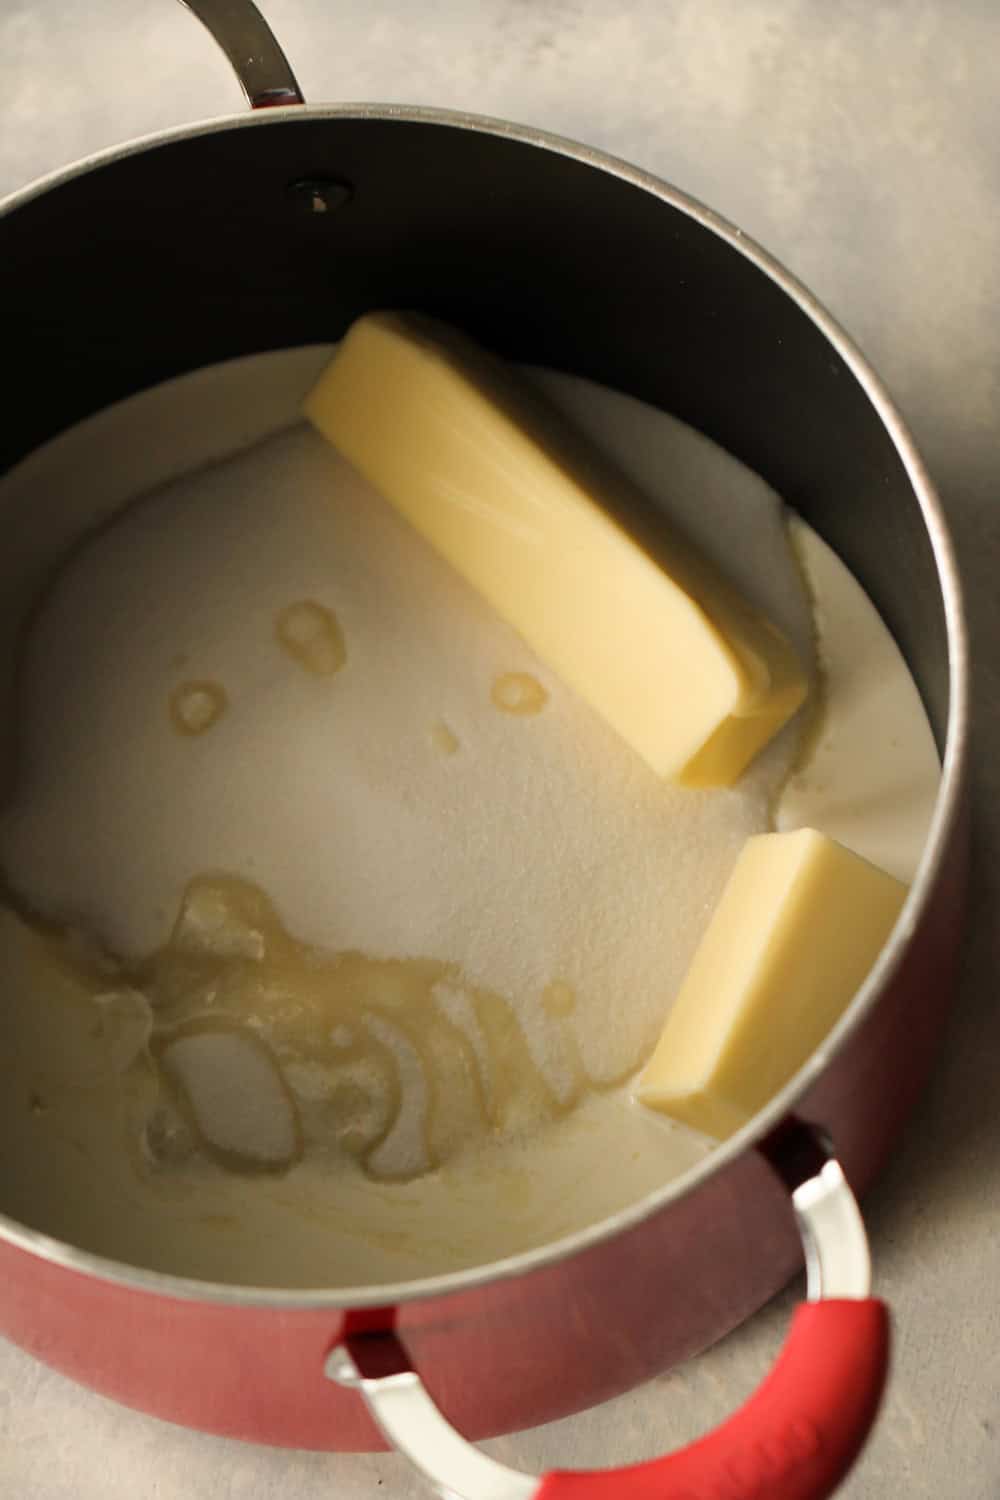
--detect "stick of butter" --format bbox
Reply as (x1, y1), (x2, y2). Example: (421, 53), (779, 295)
(636, 829), (907, 1137)
(304, 312), (807, 785)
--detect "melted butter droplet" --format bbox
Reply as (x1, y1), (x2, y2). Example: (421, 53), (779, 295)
(542, 980), (576, 1018)
(430, 721), (459, 756)
(169, 680), (227, 736)
(492, 672), (548, 716)
(276, 600), (346, 677)
(36, 873), (633, 1191)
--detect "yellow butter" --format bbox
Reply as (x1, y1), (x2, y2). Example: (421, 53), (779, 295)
(636, 829), (907, 1137)
(304, 312), (807, 785)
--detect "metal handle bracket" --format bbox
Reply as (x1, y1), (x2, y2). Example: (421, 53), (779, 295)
(177, 0), (304, 108)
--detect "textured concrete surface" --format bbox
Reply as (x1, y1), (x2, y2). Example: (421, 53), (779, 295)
(1, 2), (999, 1495)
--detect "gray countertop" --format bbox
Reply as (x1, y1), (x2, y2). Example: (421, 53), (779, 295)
(2, 2), (999, 1496)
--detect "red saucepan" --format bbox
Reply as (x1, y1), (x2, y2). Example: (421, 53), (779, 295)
(0, 3), (969, 1496)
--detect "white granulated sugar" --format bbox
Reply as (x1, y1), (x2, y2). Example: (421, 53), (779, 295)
(0, 355), (813, 1097)
(160, 1030), (298, 1169)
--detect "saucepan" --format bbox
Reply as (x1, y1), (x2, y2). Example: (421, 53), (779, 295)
(0, 2), (969, 1496)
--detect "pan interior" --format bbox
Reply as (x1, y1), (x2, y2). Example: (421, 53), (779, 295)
(0, 113), (958, 1297)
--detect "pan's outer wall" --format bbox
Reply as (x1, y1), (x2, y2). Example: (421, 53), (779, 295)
(0, 112), (966, 1448)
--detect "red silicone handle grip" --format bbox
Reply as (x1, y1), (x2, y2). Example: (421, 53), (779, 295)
(535, 1299), (889, 1500)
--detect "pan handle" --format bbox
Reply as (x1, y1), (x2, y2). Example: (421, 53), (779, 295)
(176, 0), (305, 108)
(326, 1127), (889, 1500)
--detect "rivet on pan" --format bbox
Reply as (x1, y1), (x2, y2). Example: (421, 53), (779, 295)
(286, 178), (353, 215)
